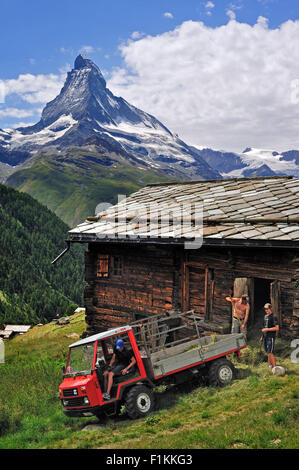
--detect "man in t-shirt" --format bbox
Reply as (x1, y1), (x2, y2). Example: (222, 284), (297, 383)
(260, 303), (279, 370)
(103, 339), (136, 401)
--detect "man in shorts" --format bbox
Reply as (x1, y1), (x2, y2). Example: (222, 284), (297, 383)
(226, 294), (250, 336)
(103, 338), (136, 400)
(260, 303), (279, 370)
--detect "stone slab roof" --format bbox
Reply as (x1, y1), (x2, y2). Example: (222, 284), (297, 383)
(69, 176), (299, 247)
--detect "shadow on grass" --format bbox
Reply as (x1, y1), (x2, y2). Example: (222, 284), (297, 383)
(153, 376), (210, 413)
(235, 367), (254, 380)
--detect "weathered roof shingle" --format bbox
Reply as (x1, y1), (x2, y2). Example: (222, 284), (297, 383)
(69, 176), (299, 246)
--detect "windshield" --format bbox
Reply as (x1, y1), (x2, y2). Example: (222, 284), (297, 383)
(66, 342), (95, 375)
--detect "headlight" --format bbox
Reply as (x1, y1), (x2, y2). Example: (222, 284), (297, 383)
(83, 397), (90, 405)
(63, 400), (69, 406)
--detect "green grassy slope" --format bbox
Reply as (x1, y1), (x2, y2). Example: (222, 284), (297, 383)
(0, 184), (85, 325)
(0, 311), (298, 449)
(6, 149), (176, 227)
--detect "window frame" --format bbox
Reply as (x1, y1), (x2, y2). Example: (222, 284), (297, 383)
(96, 254), (110, 278)
(111, 255), (123, 277)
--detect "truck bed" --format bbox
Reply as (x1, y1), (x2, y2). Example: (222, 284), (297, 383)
(149, 333), (246, 378)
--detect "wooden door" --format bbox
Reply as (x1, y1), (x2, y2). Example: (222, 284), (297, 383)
(188, 267), (206, 315)
(233, 278), (248, 297)
(182, 263), (209, 317)
(270, 280), (281, 327)
(233, 277), (254, 324)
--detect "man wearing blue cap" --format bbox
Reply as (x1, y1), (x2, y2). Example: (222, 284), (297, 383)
(103, 338), (136, 400)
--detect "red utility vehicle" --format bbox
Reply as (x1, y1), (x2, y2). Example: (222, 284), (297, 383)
(59, 313), (246, 420)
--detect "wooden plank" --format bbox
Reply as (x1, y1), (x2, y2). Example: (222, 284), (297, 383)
(234, 278), (248, 297)
(247, 278), (255, 325)
(270, 280), (282, 327)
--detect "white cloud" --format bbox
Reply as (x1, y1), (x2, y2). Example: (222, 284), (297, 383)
(164, 12), (174, 19)
(59, 62), (71, 74)
(0, 107), (39, 118)
(131, 31), (145, 40)
(205, 2), (215, 17)
(257, 16), (269, 28)
(108, 19), (299, 152)
(3, 72), (65, 105)
(0, 80), (5, 103)
(79, 45), (95, 54)
(60, 47), (74, 55)
(226, 9), (236, 21)
(228, 1), (243, 11)
(10, 121), (36, 129)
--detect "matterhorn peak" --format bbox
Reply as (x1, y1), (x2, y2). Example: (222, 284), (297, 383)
(74, 54), (102, 75)
(74, 54), (91, 69)
(73, 54), (106, 87)
(0, 55), (221, 181)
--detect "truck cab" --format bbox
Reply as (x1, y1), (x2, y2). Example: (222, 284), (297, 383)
(59, 325), (152, 419)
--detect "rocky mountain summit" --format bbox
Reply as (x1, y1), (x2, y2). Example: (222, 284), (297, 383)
(0, 55), (220, 181)
(0, 55), (298, 225)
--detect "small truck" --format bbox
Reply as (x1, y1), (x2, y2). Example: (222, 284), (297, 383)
(59, 312), (246, 420)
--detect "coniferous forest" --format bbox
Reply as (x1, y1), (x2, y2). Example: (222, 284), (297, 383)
(0, 184), (85, 326)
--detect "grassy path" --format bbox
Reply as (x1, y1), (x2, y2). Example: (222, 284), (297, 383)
(0, 312), (298, 449)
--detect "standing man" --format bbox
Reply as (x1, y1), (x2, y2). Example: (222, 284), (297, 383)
(225, 294), (250, 336)
(103, 338), (136, 401)
(260, 303), (279, 370)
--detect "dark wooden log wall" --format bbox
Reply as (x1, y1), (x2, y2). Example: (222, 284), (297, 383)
(186, 246), (298, 338)
(83, 242), (298, 339)
(84, 244), (178, 335)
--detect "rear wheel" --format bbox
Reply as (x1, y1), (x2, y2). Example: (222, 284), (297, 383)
(208, 358), (235, 387)
(124, 385), (155, 419)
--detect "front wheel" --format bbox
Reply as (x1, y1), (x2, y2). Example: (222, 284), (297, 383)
(124, 385), (155, 419)
(208, 358), (235, 387)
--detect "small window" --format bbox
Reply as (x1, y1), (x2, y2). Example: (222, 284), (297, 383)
(112, 256), (123, 277)
(97, 255), (109, 278)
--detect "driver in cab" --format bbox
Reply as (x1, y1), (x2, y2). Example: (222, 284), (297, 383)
(103, 339), (136, 401)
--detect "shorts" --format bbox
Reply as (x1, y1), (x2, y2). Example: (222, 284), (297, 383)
(263, 336), (275, 354)
(111, 364), (126, 376)
(231, 317), (247, 335)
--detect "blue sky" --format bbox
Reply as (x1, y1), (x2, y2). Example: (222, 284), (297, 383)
(2, 0), (298, 77)
(1, 0), (299, 151)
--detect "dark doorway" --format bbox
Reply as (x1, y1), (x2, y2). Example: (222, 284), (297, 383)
(253, 278), (272, 324)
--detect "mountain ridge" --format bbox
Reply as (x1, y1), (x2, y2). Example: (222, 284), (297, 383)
(0, 54), (219, 181)
(194, 146), (299, 178)
(0, 183), (85, 325)
(1, 55), (298, 226)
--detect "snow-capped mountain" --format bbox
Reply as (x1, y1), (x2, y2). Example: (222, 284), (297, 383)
(229, 148), (299, 177)
(0, 55), (219, 181)
(1, 54), (299, 182)
(193, 147), (299, 178)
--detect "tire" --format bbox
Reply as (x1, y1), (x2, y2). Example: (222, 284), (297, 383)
(208, 358), (235, 387)
(124, 385), (155, 419)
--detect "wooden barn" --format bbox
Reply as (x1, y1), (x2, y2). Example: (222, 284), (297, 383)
(67, 176), (299, 339)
